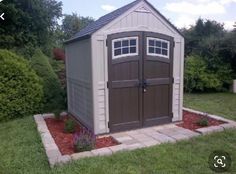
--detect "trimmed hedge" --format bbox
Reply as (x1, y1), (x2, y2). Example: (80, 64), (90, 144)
(31, 49), (65, 112)
(0, 50), (43, 122)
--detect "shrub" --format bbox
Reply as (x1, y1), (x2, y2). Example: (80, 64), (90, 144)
(30, 49), (65, 112)
(73, 128), (96, 152)
(64, 119), (76, 133)
(184, 54), (232, 92)
(54, 110), (61, 120)
(49, 58), (66, 88)
(0, 49), (43, 122)
(196, 118), (209, 127)
(53, 48), (65, 61)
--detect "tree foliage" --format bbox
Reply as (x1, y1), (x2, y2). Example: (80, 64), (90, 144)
(62, 13), (94, 40)
(30, 49), (65, 112)
(183, 18), (235, 92)
(0, 50), (43, 122)
(0, 0), (62, 56)
(184, 55), (232, 92)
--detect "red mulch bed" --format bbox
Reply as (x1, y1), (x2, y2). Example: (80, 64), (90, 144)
(45, 117), (119, 155)
(177, 110), (226, 131)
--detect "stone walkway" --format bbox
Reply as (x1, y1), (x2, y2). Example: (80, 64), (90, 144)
(34, 108), (236, 168)
(111, 124), (200, 150)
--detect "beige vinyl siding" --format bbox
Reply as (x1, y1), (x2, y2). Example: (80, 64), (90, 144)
(65, 39), (94, 130)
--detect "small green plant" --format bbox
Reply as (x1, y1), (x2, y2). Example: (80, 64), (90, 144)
(73, 128), (96, 152)
(64, 119), (76, 133)
(196, 118), (209, 127)
(54, 110), (61, 120)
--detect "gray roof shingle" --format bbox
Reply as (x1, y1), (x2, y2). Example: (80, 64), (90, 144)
(65, 0), (183, 44)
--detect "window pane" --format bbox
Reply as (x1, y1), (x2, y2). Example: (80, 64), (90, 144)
(149, 47), (155, 53)
(122, 40), (129, 47)
(130, 39), (136, 46)
(114, 41), (121, 48)
(162, 49), (168, 56)
(122, 47), (129, 54)
(162, 42), (168, 49)
(114, 49), (121, 56)
(156, 41), (161, 47)
(149, 40), (155, 46)
(130, 46), (136, 53)
(156, 48), (161, 54)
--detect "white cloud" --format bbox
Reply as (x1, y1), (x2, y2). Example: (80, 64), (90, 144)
(174, 15), (196, 29)
(165, 0), (236, 29)
(165, 1), (225, 15)
(220, 0), (236, 5)
(101, 5), (117, 12)
(224, 21), (235, 30)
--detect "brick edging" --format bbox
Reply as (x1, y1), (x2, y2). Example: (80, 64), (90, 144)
(183, 107), (236, 134)
(34, 114), (129, 167)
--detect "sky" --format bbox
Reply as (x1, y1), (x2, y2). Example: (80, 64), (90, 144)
(60, 0), (236, 30)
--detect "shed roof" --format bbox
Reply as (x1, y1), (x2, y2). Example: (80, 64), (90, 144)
(65, 0), (183, 44)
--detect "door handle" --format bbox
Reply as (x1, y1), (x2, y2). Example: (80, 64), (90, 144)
(143, 79), (147, 93)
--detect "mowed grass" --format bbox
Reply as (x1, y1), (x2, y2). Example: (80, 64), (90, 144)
(0, 92), (236, 174)
(184, 92), (236, 121)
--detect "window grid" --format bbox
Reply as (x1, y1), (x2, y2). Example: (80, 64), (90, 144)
(147, 37), (170, 58)
(112, 37), (138, 59)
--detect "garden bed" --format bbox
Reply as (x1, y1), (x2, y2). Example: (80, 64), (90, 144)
(177, 110), (226, 131)
(45, 116), (119, 155)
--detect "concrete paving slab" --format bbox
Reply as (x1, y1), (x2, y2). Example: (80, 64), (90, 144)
(71, 151), (93, 160)
(91, 147), (112, 156)
(196, 126), (224, 135)
(109, 144), (127, 153)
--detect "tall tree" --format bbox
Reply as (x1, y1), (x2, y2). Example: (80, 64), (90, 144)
(0, 0), (62, 56)
(62, 13), (94, 40)
(183, 18), (225, 56)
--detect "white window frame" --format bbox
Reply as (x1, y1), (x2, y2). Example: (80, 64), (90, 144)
(147, 37), (170, 58)
(112, 37), (139, 59)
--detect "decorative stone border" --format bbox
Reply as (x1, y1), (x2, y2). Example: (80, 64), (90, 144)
(34, 114), (131, 168)
(34, 109), (236, 167)
(34, 114), (71, 168)
(183, 107), (236, 134)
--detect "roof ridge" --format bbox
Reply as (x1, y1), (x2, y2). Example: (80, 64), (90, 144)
(65, 0), (183, 44)
(66, 0), (141, 43)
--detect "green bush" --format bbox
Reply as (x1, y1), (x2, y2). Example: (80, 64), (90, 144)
(196, 118), (209, 127)
(0, 49), (43, 122)
(64, 119), (76, 133)
(54, 110), (61, 120)
(184, 54), (232, 92)
(31, 49), (65, 112)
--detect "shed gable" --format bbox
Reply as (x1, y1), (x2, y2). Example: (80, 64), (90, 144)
(95, 1), (181, 38)
(67, 0), (183, 43)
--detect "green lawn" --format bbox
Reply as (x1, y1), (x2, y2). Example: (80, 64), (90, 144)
(0, 93), (236, 174)
(184, 93), (236, 121)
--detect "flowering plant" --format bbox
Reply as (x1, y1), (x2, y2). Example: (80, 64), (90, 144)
(73, 128), (96, 152)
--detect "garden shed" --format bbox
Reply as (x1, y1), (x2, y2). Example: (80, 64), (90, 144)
(65, 0), (185, 135)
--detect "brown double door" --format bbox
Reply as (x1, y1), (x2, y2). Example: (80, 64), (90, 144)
(107, 31), (174, 132)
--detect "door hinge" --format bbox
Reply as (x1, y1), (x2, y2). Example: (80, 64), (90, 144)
(172, 77), (174, 83)
(108, 121), (110, 128)
(173, 42), (175, 47)
(106, 39), (108, 47)
(107, 81), (109, 88)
